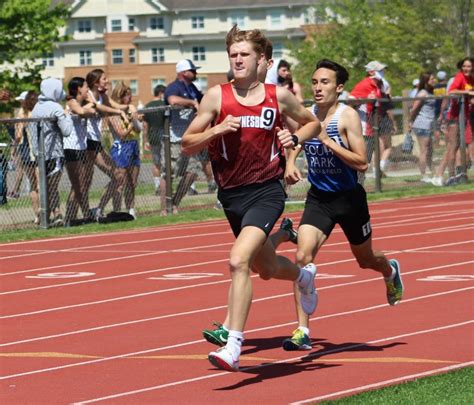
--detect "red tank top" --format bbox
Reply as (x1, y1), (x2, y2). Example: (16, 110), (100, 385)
(208, 83), (285, 189)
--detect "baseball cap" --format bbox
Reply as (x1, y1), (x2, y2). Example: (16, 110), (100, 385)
(176, 59), (201, 73)
(412, 78), (420, 87)
(15, 90), (28, 101)
(364, 61), (387, 72)
(437, 71), (447, 80)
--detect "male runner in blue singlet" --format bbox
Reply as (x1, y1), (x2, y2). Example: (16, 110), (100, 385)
(279, 59), (404, 351)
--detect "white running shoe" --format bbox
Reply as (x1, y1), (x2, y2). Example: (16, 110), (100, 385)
(298, 263), (318, 315)
(208, 346), (239, 372)
(431, 176), (444, 186)
(420, 175), (432, 183)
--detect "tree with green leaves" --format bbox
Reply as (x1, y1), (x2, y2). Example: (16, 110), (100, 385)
(0, 0), (70, 113)
(292, 0), (472, 96)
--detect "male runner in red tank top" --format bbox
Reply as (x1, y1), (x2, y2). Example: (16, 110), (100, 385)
(182, 26), (321, 372)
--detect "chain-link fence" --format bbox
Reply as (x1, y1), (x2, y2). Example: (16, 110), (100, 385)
(0, 95), (471, 230)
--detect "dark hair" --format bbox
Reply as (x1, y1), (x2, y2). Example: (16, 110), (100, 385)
(315, 59), (349, 85)
(264, 40), (273, 61)
(278, 59), (291, 70)
(457, 57), (474, 70)
(226, 69), (234, 82)
(418, 72), (434, 93)
(154, 84), (166, 97)
(67, 77), (86, 100)
(86, 69), (105, 89)
(24, 91), (38, 112)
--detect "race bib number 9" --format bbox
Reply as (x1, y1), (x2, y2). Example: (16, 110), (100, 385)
(260, 107), (276, 130)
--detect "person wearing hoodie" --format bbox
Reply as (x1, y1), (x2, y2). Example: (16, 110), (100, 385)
(31, 77), (73, 225)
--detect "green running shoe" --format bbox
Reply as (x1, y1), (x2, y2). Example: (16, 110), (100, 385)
(386, 259), (404, 306)
(280, 217), (298, 244)
(202, 322), (228, 347)
(282, 329), (312, 351)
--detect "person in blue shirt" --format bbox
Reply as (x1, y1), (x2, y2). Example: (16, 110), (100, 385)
(279, 59), (404, 351)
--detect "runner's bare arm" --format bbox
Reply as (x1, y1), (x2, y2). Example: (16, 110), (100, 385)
(325, 106), (368, 172)
(276, 86), (320, 147)
(181, 86), (240, 155)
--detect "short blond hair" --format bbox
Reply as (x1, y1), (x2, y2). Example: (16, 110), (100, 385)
(225, 25), (267, 56)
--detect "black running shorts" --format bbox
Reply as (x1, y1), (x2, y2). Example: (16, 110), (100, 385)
(218, 180), (285, 238)
(300, 183), (371, 245)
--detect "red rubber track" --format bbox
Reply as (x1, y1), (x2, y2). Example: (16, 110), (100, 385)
(0, 192), (473, 404)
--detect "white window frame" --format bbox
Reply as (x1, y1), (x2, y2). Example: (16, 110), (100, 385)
(42, 52), (54, 67)
(267, 10), (283, 29)
(192, 46), (206, 62)
(112, 49), (123, 64)
(78, 19), (92, 33)
(151, 47), (165, 63)
(79, 50), (92, 66)
(150, 16), (164, 30)
(229, 12), (247, 29)
(111, 19), (122, 32)
(128, 17), (136, 31)
(129, 48), (136, 63)
(130, 80), (138, 96)
(191, 16), (204, 29)
(272, 43), (283, 59)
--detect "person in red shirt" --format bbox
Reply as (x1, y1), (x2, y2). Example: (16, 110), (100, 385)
(349, 61), (386, 178)
(432, 57), (474, 186)
(182, 25), (320, 372)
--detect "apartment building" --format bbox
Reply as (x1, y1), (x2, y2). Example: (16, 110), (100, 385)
(46, 0), (316, 105)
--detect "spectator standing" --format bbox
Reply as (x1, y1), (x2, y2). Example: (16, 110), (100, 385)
(409, 79), (420, 98)
(31, 77), (73, 225)
(64, 77), (96, 225)
(85, 69), (128, 219)
(433, 71), (448, 147)
(14, 91), (39, 223)
(108, 81), (142, 219)
(349, 61), (386, 178)
(432, 57), (474, 186)
(164, 59), (215, 212)
(276, 60), (305, 104)
(143, 84), (168, 215)
(410, 72), (437, 183)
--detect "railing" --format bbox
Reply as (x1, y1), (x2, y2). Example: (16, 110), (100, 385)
(0, 95), (470, 230)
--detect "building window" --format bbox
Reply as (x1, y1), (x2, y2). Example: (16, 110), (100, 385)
(130, 80), (138, 96)
(229, 12), (246, 28)
(78, 20), (92, 33)
(128, 17), (136, 31)
(42, 52), (54, 67)
(111, 80), (120, 90)
(129, 48), (136, 63)
(112, 49), (123, 64)
(150, 16), (164, 30)
(191, 16), (204, 29)
(151, 78), (166, 94)
(192, 46), (206, 62)
(268, 10), (283, 29)
(195, 77), (208, 93)
(111, 19), (122, 32)
(151, 47), (165, 63)
(79, 50), (92, 66)
(272, 43), (283, 59)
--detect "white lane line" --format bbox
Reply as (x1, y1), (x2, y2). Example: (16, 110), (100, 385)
(69, 320), (474, 403)
(1, 289), (472, 381)
(290, 361), (474, 404)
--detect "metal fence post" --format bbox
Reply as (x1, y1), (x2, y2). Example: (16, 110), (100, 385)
(36, 121), (49, 229)
(373, 102), (382, 192)
(163, 108), (173, 214)
(458, 96), (467, 176)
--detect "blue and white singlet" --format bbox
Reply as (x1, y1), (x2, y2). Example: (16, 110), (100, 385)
(305, 103), (357, 192)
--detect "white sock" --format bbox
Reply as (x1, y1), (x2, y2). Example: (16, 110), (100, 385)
(154, 177), (161, 189)
(129, 208), (136, 218)
(298, 326), (310, 336)
(380, 160), (388, 171)
(190, 182), (196, 191)
(227, 330), (244, 358)
(297, 267), (311, 289)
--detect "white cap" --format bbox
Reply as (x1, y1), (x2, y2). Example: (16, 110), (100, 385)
(364, 60), (387, 72)
(412, 78), (420, 87)
(15, 90), (28, 101)
(437, 71), (447, 80)
(176, 59), (201, 73)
